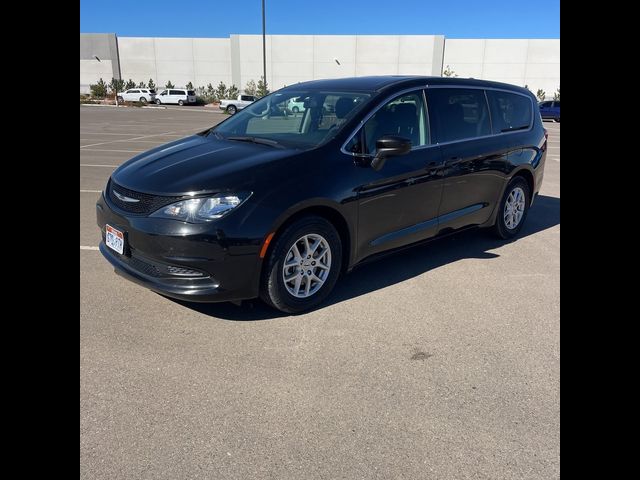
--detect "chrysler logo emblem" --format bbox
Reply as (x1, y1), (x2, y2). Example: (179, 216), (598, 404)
(113, 191), (140, 203)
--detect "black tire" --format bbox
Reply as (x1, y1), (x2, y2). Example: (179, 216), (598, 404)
(292, 106), (299, 113)
(260, 216), (342, 314)
(116, 96), (124, 103)
(139, 97), (147, 104)
(155, 98), (161, 105)
(178, 100), (184, 106)
(227, 105), (237, 114)
(493, 176), (531, 239)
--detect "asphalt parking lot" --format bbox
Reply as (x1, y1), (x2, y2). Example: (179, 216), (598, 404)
(80, 106), (560, 479)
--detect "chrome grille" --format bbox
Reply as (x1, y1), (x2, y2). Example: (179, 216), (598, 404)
(108, 180), (182, 215)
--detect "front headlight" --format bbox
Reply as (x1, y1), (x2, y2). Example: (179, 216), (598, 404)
(150, 192), (251, 223)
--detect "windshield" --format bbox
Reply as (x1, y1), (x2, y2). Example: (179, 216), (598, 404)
(212, 90), (372, 149)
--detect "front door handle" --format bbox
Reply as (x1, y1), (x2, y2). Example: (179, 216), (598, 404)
(445, 157), (463, 167)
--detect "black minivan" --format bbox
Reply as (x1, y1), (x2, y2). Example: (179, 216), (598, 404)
(96, 76), (547, 313)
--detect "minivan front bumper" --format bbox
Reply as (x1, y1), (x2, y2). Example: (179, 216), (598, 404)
(95, 193), (263, 303)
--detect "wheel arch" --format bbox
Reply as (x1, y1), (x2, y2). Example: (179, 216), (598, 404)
(259, 202), (354, 279)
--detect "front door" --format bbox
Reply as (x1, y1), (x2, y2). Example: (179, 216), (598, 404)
(353, 90), (444, 262)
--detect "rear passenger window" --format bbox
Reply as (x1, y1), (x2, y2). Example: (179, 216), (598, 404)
(169, 90), (182, 95)
(486, 91), (532, 133)
(426, 89), (490, 143)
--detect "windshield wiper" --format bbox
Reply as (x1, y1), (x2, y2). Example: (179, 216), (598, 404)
(226, 136), (285, 148)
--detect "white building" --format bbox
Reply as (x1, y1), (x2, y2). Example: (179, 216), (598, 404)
(80, 33), (559, 98)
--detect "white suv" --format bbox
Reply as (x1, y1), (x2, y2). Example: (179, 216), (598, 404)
(118, 88), (157, 104)
(155, 89), (197, 105)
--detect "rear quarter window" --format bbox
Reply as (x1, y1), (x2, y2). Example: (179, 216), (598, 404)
(486, 91), (532, 133)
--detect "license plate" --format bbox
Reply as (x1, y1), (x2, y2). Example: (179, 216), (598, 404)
(105, 224), (124, 255)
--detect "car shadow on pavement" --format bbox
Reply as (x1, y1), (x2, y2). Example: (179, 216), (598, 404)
(173, 195), (559, 321)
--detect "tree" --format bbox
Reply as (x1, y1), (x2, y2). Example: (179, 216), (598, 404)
(148, 79), (156, 90)
(206, 83), (215, 97)
(256, 76), (270, 97)
(244, 79), (257, 96)
(442, 65), (458, 77)
(536, 89), (546, 102)
(165, 80), (175, 89)
(227, 84), (239, 99)
(109, 78), (126, 104)
(125, 79), (136, 90)
(553, 87), (560, 101)
(137, 81), (147, 88)
(215, 81), (228, 102)
(186, 81), (194, 90)
(90, 78), (108, 98)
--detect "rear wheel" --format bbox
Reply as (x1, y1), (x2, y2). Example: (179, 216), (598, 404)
(493, 176), (531, 239)
(178, 100), (184, 106)
(139, 97), (147, 104)
(260, 216), (342, 313)
(227, 105), (237, 114)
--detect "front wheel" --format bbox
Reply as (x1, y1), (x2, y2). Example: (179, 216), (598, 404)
(155, 98), (161, 105)
(260, 216), (342, 313)
(116, 96), (124, 103)
(493, 176), (531, 239)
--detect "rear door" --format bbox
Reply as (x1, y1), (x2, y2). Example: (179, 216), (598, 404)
(167, 89), (181, 103)
(426, 87), (512, 231)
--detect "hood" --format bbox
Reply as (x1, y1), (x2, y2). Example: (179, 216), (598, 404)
(111, 135), (299, 195)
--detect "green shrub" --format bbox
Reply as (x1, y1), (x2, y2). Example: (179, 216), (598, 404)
(89, 78), (108, 98)
(256, 76), (269, 97)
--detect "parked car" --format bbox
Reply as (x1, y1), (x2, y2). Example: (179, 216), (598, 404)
(97, 76), (547, 313)
(286, 97), (306, 114)
(219, 94), (256, 114)
(117, 88), (157, 104)
(539, 100), (560, 122)
(155, 89), (196, 105)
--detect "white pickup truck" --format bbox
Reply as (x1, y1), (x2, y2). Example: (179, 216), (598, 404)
(219, 94), (256, 114)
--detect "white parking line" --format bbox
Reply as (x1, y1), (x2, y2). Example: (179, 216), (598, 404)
(80, 164), (118, 167)
(80, 190), (101, 193)
(80, 131), (177, 149)
(80, 246), (99, 250)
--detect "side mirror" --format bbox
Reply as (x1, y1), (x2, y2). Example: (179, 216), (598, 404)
(370, 135), (412, 171)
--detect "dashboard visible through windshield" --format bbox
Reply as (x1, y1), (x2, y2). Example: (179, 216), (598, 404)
(212, 90), (372, 149)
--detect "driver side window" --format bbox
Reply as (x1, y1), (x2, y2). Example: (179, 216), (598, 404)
(348, 91), (429, 155)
